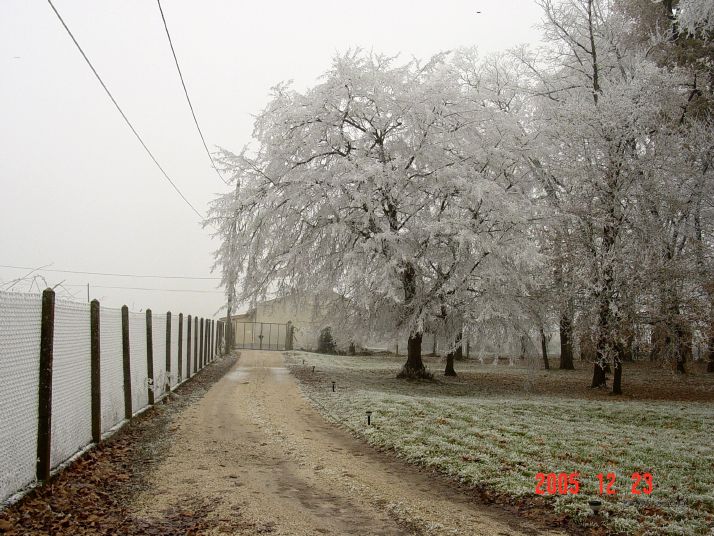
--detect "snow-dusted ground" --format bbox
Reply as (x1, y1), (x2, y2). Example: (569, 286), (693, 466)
(287, 351), (714, 535)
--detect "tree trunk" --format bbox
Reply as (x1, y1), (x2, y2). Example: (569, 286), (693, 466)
(675, 323), (691, 374)
(445, 349), (457, 376)
(623, 329), (635, 362)
(540, 328), (550, 370)
(454, 330), (464, 360)
(612, 356), (623, 394)
(675, 331), (687, 374)
(591, 296), (610, 389)
(559, 313), (575, 369)
(592, 193), (616, 389)
(707, 328), (714, 372)
(591, 361), (607, 388)
(398, 332), (426, 378)
(397, 263), (427, 378)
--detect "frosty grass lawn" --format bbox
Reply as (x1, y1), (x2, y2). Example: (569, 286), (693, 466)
(285, 351), (714, 535)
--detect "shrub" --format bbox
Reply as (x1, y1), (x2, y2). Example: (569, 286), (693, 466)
(317, 326), (337, 354)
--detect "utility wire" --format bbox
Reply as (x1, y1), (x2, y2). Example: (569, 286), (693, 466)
(64, 284), (222, 294)
(157, 0), (229, 186)
(46, 0), (205, 220)
(0, 264), (220, 280)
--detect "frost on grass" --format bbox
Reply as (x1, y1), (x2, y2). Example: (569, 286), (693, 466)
(286, 351), (714, 535)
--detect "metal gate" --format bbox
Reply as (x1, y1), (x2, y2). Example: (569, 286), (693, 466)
(232, 321), (291, 351)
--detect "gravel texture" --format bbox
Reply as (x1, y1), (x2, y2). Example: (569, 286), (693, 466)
(129, 349), (562, 535)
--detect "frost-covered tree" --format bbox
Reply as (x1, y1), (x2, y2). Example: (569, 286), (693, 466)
(521, 0), (714, 392)
(209, 51), (538, 379)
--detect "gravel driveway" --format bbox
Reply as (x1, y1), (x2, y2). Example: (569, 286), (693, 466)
(130, 350), (562, 535)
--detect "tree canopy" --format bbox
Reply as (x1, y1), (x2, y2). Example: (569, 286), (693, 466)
(207, 0), (714, 390)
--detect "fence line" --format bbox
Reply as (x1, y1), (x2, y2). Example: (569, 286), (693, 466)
(0, 288), (226, 504)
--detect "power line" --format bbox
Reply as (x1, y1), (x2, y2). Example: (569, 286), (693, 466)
(156, 0), (229, 186)
(65, 284), (222, 294)
(0, 264), (220, 280)
(46, 0), (205, 220)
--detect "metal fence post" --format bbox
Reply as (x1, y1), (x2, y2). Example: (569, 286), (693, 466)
(146, 310), (155, 405)
(286, 321), (293, 350)
(90, 299), (101, 443)
(121, 305), (132, 419)
(36, 288), (55, 481)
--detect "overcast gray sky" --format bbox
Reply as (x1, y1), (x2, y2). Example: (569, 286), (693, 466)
(0, 0), (544, 317)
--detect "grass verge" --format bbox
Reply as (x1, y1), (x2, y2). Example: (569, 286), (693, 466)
(286, 351), (714, 536)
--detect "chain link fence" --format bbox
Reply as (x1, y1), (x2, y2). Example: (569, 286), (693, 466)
(0, 289), (226, 504)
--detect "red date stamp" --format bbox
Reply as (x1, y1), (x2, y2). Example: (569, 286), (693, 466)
(535, 472), (653, 496)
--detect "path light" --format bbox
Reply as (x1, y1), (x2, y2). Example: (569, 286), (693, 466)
(588, 500), (602, 515)
(332, 381), (336, 392)
(366, 410), (372, 425)
(312, 365), (315, 373)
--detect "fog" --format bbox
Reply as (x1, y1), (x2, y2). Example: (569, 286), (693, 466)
(0, 0), (543, 317)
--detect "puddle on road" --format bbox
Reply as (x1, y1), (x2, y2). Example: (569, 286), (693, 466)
(226, 367), (289, 383)
(268, 367), (289, 383)
(226, 369), (252, 382)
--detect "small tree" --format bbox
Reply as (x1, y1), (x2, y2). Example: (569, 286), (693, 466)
(318, 327), (337, 354)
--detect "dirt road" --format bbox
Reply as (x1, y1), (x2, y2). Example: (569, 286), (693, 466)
(131, 350), (560, 535)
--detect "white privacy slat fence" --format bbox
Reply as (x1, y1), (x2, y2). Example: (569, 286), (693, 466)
(0, 289), (226, 504)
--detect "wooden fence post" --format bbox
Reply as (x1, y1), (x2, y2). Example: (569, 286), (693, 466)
(186, 314), (192, 379)
(165, 311), (171, 393)
(210, 320), (214, 361)
(36, 288), (55, 481)
(90, 299), (101, 443)
(121, 305), (132, 419)
(199, 318), (204, 369)
(193, 316), (198, 373)
(146, 310), (155, 405)
(177, 313), (183, 383)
